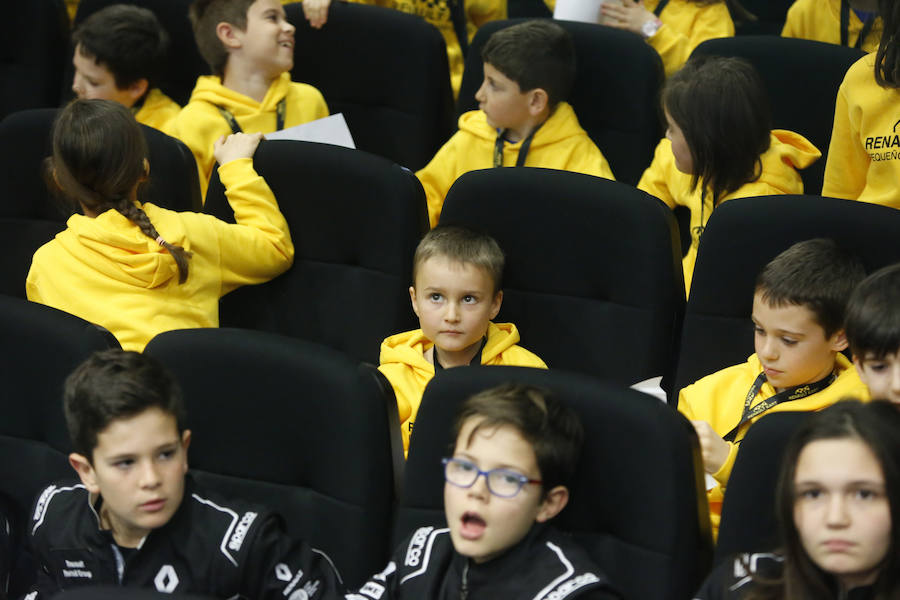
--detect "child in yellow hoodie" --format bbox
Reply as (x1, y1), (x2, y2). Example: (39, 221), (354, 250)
(677, 239), (869, 539)
(27, 100), (294, 352)
(174, 0), (329, 199)
(416, 20), (615, 228)
(378, 226), (547, 456)
(637, 56), (821, 294)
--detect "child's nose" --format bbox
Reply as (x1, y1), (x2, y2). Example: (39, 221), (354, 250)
(825, 495), (850, 527)
(284, 19), (296, 34)
(445, 302), (460, 322)
(475, 81), (486, 103)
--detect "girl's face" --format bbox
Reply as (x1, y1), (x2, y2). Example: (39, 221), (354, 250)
(664, 109), (693, 175)
(793, 437), (891, 590)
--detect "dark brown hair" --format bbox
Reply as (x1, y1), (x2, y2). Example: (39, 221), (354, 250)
(412, 225), (505, 295)
(47, 99), (191, 283)
(875, 0), (900, 87)
(189, 0), (256, 77)
(453, 383), (584, 493)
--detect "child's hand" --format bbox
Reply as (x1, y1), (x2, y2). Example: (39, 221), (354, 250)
(601, 0), (656, 35)
(213, 132), (264, 166)
(303, 0), (331, 29)
(691, 420), (731, 474)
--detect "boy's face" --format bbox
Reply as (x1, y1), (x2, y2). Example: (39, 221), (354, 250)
(230, 0), (295, 78)
(69, 407), (191, 548)
(854, 351), (900, 405)
(444, 418), (560, 563)
(410, 257), (502, 364)
(475, 63), (535, 138)
(72, 45), (145, 108)
(752, 291), (848, 391)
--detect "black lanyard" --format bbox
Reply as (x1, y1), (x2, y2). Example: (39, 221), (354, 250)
(840, 0), (877, 49)
(722, 371), (837, 443)
(433, 338), (486, 370)
(216, 98), (286, 134)
(493, 124), (541, 168)
(654, 0), (669, 17)
(692, 187), (717, 241)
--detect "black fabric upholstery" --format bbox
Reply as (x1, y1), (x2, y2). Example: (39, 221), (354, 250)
(457, 18), (664, 185)
(0, 218), (66, 299)
(691, 37), (864, 195)
(735, 0), (793, 35)
(0, 108), (200, 221)
(440, 168), (684, 387)
(71, 0), (209, 106)
(0, 295), (119, 452)
(0, 0), (69, 121)
(396, 366), (712, 600)
(715, 411), (810, 565)
(0, 436), (72, 597)
(204, 140), (426, 364)
(673, 195), (900, 395)
(143, 328), (399, 588)
(285, 2), (456, 171)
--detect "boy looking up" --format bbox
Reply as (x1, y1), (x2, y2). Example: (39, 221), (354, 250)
(27, 349), (342, 599)
(71, 5), (181, 135)
(416, 20), (615, 228)
(677, 238), (869, 537)
(175, 0), (329, 199)
(348, 384), (621, 599)
(379, 226), (546, 456)
(845, 262), (900, 404)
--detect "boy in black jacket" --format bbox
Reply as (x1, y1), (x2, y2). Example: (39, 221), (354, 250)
(347, 383), (621, 600)
(26, 349), (342, 599)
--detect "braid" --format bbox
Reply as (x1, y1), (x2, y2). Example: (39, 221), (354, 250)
(116, 201), (192, 284)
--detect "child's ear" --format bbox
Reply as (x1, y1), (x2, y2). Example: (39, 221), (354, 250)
(216, 21), (243, 50)
(409, 286), (420, 318)
(124, 78), (149, 105)
(830, 329), (849, 352)
(181, 429), (192, 472)
(535, 485), (569, 523)
(527, 88), (549, 117)
(69, 453), (100, 494)
(489, 290), (503, 320)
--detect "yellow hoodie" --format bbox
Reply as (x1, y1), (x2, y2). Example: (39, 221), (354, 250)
(678, 352), (869, 539)
(417, 102), (615, 227)
(782, 0), (882, 52)
(637, 130), (821, 294)
(823, 54), (900, 209)
(26, 159), (294, 352)
(135, 88), (181, 137)
(172, 72), (328, 199)
(643, 0), (735, 78)
(378, 321), (547, 455)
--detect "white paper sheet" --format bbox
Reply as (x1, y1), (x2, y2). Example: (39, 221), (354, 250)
(264, 113), (356, 149)
(553, 0), (620, 24)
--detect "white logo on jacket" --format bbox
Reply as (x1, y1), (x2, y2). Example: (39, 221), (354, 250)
(154, 565), (179, 592)
(228, 511), (258, 551)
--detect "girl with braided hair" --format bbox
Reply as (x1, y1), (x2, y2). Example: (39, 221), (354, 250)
(27, 98), (294, 350)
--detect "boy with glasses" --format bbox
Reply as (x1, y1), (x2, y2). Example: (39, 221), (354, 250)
(346, 383), (621, 599)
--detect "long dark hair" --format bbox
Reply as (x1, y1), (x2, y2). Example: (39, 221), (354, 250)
(662, 55), (771, 205)
(748, 401), (900, 599)
(46, 99), (191, 283)
(875, 0), (900, 87)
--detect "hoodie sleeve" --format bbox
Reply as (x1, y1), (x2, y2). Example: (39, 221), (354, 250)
(822, 75), (869, 200)
(209, 158), (295, 294)
(648, 1), (734, 78)
(416, 132), (464, 228)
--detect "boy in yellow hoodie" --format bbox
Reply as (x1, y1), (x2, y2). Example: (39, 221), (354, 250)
(71, 5), (181, 135)
(416, 20), (615, 228)
(782, 0), (882, 52)
(174, 0), (329, 199)
(379, 226), (547, 456)
(677, 239), (869, 539)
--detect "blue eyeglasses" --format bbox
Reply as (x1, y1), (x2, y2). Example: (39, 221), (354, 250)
(442, 457), (542, 498)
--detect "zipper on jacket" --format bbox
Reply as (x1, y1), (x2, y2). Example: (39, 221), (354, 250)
(460, 561), (469, 600)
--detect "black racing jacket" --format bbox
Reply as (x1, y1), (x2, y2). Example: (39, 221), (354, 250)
(347, 523), (621, 600)
(693, 553), (875, 600)
(25, 475), (343, 600)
